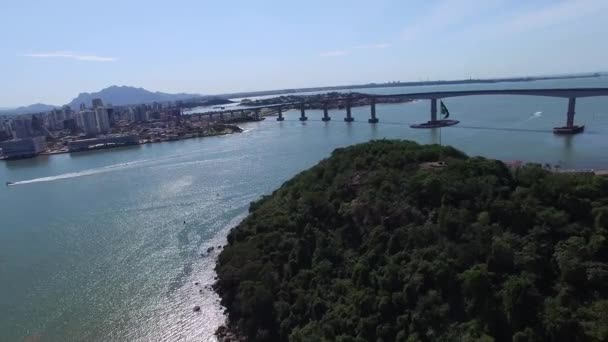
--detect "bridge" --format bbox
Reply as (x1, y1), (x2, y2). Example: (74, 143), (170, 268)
(191, 88), (608, 134)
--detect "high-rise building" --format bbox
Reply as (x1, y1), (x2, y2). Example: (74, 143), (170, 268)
(10, 118), (33, 139)
(76, 110), (98, 136)
(95, 108), (110, 133)
(106, 107), (116, 126)
(131, 106), (146, 122)
(47, 109), (65, 131)
(62, 105), (73, 120)
(92, 98), (104, 109)
(79, 103), (86, 111)
(0, 118), (11, 141)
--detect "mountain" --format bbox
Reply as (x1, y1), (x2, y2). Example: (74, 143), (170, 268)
(66, 86), (203, 109)
(0, 103), (58, 116)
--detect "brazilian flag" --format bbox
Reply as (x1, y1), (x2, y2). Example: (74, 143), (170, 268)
(440, 101), (450, 119)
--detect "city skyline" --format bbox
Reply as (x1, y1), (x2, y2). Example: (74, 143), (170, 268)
(2, 0), (608, 106)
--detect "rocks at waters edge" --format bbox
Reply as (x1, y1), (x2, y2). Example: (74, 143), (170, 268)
(216, 325), (243, 342)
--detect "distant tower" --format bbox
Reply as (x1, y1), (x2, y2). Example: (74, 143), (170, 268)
(92, 98), (104, 109)
(94, 108), (111, 133)
(106, 107), (116, 126)
(79, 103), (86, 111)
(77, 110), (99, 136)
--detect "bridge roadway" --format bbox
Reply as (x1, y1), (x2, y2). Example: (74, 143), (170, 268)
(190, 88), (608, 134)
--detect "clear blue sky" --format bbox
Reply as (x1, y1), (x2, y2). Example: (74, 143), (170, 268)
(1, 0), (607, 107)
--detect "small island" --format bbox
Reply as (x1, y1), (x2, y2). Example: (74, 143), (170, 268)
(215, 140), (608, 341)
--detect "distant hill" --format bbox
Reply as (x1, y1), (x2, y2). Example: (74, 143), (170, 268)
(215, 140), (608, 342)
(0, 103), (58, 116)
(66, 85), (203, 109)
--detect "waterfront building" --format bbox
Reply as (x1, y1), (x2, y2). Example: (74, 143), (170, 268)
(0, 136), (46, 159)
(67, 134), (139, 152)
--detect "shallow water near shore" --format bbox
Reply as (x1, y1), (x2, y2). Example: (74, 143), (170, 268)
(2, 76), (608, 341)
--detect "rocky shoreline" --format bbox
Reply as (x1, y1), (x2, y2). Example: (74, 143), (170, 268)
(215, 324), (246, 342)
(239, 91), (412, 110)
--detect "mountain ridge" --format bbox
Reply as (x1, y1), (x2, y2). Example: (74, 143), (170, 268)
(0, 86), (204, 116)
(66, 85), (203, 109)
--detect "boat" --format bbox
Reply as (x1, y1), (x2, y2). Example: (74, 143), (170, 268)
(410, 119), (460, 129)
(6, 181), (14, 186)
(553, 125), (585, 134)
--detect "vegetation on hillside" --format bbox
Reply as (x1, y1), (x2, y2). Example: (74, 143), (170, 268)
(215, 140), (608, 342)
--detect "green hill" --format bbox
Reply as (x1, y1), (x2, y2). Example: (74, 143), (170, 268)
(215, 140), (608, 342)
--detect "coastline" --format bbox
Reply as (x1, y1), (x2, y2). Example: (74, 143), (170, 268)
(1, 124), (245, 161)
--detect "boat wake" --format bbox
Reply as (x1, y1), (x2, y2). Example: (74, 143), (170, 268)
(8, 160), (148, 186)
(7, 146), (241, 186)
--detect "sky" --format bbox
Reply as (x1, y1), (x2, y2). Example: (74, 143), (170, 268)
(1, 0), (607, 107)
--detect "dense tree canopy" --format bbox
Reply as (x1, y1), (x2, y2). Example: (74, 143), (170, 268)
(215, 140), (608, 342)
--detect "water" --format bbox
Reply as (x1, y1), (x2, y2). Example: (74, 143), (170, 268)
(2, 77), (608, 341)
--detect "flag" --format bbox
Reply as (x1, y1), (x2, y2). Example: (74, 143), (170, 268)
(440, 101), (450, 119)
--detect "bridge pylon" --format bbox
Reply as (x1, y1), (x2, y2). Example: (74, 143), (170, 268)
(322, 102), (331, 121)
(368, 97), (379, 123)
(299, 102), (308, 121)
(276, 106), (284, 121)
(344, 99), (354, 122)
(554, 97), (584, 134)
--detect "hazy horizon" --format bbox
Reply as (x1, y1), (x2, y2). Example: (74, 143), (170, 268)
(2, 0), (608, 107)
(2, 71), (607, 110)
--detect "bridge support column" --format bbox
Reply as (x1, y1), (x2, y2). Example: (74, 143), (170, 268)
(368, 97), (378, 123)
(322, 102), (331, 121)
(344, 99), (354, 122)
(567, 97), (576, 127)
(430, 98), (438, 122)
(299, 102), (308, 121)
(276, 106), (284, 121)
(553, 97), (584, 134)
